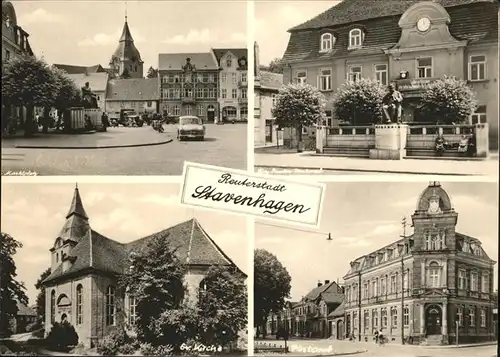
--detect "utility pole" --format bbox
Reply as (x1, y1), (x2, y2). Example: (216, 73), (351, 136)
(399, 217), (409, 345)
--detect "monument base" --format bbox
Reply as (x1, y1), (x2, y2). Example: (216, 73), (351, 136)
(369, 148), (405, 160)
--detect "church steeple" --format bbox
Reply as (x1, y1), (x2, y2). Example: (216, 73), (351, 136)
(66, 183), (88, 219)
(58, 184), (90, 242)
(119, 16), (134, 43)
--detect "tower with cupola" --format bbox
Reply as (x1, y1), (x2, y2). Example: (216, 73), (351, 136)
(110, 15), (144, 79)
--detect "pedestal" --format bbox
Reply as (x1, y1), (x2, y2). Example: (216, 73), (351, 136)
(369, 124), (408, 160)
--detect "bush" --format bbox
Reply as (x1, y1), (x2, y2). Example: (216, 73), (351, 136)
(332, 78), (386, 125)
(118, 343), (138, 355)
(420, 76), (477, 125)
(45, 321), (78, 351)
(96, 328), (136, 356)
(139, 343), (174, 356)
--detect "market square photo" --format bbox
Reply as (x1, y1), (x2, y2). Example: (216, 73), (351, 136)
(254, 0), (498, 177)
(1, 1), (248, 175)
(0, 182), (248, 355)
(254, 181), (498, 356)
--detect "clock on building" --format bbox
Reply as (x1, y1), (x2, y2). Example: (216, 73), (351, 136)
(416, 17), (431, 32)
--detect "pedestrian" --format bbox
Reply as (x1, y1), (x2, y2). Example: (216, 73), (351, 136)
(378, 329), (385, 346)
(373, 329), (379, 344)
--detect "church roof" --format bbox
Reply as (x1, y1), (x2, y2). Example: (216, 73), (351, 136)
(112, 19), (143, 63)
(66, 72), (109, 93)
(158, 53), (219, 71)
(106, 78), (160, 101)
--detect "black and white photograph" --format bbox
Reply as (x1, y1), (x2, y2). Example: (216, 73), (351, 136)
(254, 181), (498, 356)
(254, 0), (498, 177)
(1, 1), (248, 175)
(0, 182), (248, 355)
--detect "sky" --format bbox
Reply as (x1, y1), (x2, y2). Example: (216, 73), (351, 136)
(255, 182), (499, 302)
(1, 182), (249, 306)
(255, 1), (338, 66)
(12, 1), (247, 71)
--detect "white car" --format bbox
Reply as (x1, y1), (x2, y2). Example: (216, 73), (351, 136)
(177, 116), (205, 141)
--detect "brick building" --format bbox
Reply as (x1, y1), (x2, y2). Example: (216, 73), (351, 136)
(212, 48), (248, 122)
(109, 16), (144, 79)
(343, 182), (496, 345)
(158, 53), (219, 123)
(42, 186), (243, 348)
(105, 78), (160, 114)
(280, 0), (499, 149)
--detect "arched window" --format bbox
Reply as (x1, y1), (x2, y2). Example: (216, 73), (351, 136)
(427, 262), (441, 288)
(349, 29), (363, 49)
(50, 290), (56, 323)
(320, 33), (333, 52)
(106, 286), (116, 326)
(76, 284), (83, 325)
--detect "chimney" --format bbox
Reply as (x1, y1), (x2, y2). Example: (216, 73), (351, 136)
(317, 281), (322, 287)
(324, 280), (330, 285)
(254, 41), (260, 77)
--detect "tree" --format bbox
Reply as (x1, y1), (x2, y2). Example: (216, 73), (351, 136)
(332, 78), (386, 125)
(261, 58), (284, 74)
(254, 249), (291, 338)
(197, 265), (247, 349)
(35, 268), (51, 322)
(0, 233), (28, 337)
(1, 56), (59, 136)
(107, 55), (121, 80)
(272, 83), (326, 151)
(146, 66), (158, 79)
(419, 76), (477, 125)
(119, 234), (190, 349)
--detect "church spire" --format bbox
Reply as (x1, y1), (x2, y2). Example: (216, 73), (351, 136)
(59, 185), (90, 242)
(66, 184), (88, 219)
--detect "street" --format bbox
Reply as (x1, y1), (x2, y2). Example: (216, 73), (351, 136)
(1, 124), (246, 175)
(255, 338), (497, 357)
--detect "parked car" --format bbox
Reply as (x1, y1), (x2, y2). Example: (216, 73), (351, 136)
(177, 115), (205, 141)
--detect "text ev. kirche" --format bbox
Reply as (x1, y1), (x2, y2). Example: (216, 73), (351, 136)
(190, 173), (310, 215)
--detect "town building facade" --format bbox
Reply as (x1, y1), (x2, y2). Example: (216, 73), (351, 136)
(343, 182), (496, 345)
(105, 78), (159, 114)
(158, 53), (219, 122)
(42, 186), (242, 348)
(212, 48), (248, 122)
(280, 0), (499, 149)
(109, 16), (144, 79)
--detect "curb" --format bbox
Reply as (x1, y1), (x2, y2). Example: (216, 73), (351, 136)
(254, 350), (367, 356)
(14, 138), (173, 150)
(254, 165), (478, 176)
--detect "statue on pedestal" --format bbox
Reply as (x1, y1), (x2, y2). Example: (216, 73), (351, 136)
(81, 82), (98, 109)
(381, 84), (403, 123)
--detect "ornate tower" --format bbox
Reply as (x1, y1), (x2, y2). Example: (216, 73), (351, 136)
(110, 15), (144, 79)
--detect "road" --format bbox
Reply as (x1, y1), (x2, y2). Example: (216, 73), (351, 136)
(1, 123), (247, 175)
(255, 339), (497, 357)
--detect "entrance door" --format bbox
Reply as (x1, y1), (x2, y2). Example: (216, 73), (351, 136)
(265, 120), (273, 143)
(207, 105), (215, 122)
(337, 320), (344, 340)
(426, 305), (442, 335)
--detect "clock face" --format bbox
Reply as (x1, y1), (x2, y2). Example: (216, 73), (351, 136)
(417, 17), (431, 32)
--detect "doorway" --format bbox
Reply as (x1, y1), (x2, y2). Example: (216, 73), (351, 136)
(337, 320), (344, 340)
(426, 304), (442, 335)
(265, 120), (273, 143)
(207, 105), (215, 122)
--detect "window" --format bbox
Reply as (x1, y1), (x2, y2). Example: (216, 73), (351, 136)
(240, 107), (248, 120)
(173, 89), (180, 99)
(197, 105), (204, 117)
(469, 55), (486, 81)
(50, 290), (56, 324)
(470, 272), (478, 291)
(428, 262), (440, 288)
(417, 57), (433, 78)
(381, 308), (388, 327)
(76, 285), (83, 325)
(364, 283), (368, 299)
(173, 105), (180, 116)
(403, 306), (409, 326)
(391, 307), (398, 326)
(221, 89), (227, 99)
(241, 88), (247, 98)
(457, 307), (463, 326)
(390, 275), (396, 293)
(226, 58), (232, 67)
(469, 307), (475, 327)
(106, 286), (116, 326)
(481, 273), (488, 293)
(381, 277), (386, 295)
(352, 284), (358, 302)
(5, 50), (10, 61)
(346, 287), (351, 303)
(272, 94), (277, 107)
(196, 74), (203, 83)
(186, 105), (193, 116)
(56, 252), (59, 263)
(373, 278), (378, 297)
(471, 106), (487, 124)
(196, 88), (203, 98)
(147, 101), (152, 107)
(364, 310), (369, 329)
(349, 29), (363, 48)
(403, 271), (409, 291)
(129, 295), (137, 326)
(295, 70), (307, 85)
(221, 73), (227, 83)
(372, 310), (378, 328)
(353, 311), (358, 329)
(348, 65), (362, 82)
(458, 269), (466, 290)
(480, 308), (486, 327)
(208, 74), (215, 82)
(318, 68), (332, 91)
(232, 73), (237, 84)
(232, 88), (238, 99)
(208, 88), (216, 98)
(241, 72), (247, 83)
(374, 64), (388, 86)
(320, 33), (334, 52)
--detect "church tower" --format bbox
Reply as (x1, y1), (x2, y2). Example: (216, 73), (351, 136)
(110, 15), (144, 79)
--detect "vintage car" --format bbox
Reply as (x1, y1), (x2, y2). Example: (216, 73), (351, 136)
(177, 115), (205, 141)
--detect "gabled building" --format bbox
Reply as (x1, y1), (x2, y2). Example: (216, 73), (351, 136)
(328, 301), (346, 340)
(42, 185), (244, 348)
(158, 53), (219, 122)
(343, 182), (496, 345)
(110, 16), (144, 79)
(105, 78), (160, 114)
(211, 48), (248, 122)
(280, 0), (499, 150)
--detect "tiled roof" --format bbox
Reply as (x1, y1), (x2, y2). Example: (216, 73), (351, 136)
(259, 71), (283, 90)
(66, 73), (109, 93)
(106, 78), (160, 101)
(328, 301), (345, 318)
(283, 1), (498, 63)
(212, 48), (248, 65)
(290, 0), (496, 31)
(158, 53), (218, 71)
(16, 301), (36, 317)
(53, 64), (106, 75)
(304, 281), (342, 301)
(320, 291), (344, 305)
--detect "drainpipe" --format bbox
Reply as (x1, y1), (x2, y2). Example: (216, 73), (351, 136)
(358, 272), (362, 341)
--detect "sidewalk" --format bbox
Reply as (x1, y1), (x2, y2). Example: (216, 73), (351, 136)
(255, 152), (498, 177)
(1, 127), (173, 149)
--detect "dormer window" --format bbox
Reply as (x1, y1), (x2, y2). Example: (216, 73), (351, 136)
(349, 28), (363, 49)
(320, 33), (334, 52)
(226, 58), (232, 67)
